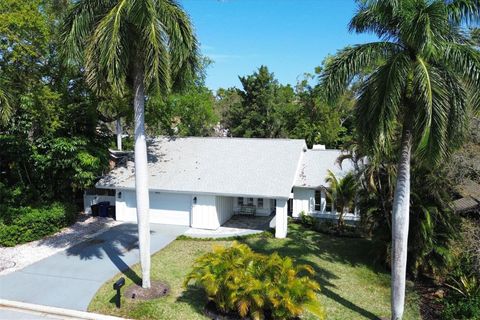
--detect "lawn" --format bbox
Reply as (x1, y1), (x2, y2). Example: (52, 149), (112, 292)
(89, 223), (421, 319)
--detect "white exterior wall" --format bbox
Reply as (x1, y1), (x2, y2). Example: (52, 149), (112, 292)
(233, 197), (273, 216)
(275, 199), (288, 238)
(191, 195), (218, 230)
(84, 195), (116, 214)
(216, 196), (234, 225)
(292, 187), (315, 217)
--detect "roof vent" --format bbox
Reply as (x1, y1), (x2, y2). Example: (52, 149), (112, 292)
(312, 144), (326, 150)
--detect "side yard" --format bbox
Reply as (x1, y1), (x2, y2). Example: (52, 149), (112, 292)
(89, 224), (420, 319)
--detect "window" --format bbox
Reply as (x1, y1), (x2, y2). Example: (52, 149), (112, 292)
(248, 198), (254, 205)
(257, 198), (263, 208)
(238, 197), (244, 206)
(315, 190), (321, 211)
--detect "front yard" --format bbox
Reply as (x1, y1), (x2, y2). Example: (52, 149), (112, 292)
(89, 223), (420, 319)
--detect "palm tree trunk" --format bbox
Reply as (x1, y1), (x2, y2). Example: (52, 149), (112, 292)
(133, 60), (151, 289)
(391, 119), (412, 320)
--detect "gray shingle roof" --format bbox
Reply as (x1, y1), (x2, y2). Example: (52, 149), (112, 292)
(97, 137), (307, 199)
(294, 149), (354, 189)
(453, 197), (480, 213)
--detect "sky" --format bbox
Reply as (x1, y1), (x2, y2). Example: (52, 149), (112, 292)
(180, 0), (378, 91)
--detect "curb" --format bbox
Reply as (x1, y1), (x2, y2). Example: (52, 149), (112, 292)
(0, 299), (128, 320)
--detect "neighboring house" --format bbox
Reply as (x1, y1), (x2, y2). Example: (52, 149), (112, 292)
(292, 145), (357, 220)
(94, 137), (354, 238)
(454, 180), (480, 215)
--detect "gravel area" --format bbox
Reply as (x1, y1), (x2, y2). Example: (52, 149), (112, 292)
(0, 214), (122, 276)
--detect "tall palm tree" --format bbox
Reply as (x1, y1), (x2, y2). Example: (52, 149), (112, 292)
(322, 0), (480, 318)
(325, 170), (358, 228)
(62, 0), (198, 288)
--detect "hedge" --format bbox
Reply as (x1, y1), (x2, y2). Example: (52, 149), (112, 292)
(0, 202), (76, 247)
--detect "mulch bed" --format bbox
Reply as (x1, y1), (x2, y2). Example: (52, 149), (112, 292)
(124, 281), (170, 300)
(415, 281), (444, 320)
(203, 301), (300, 320)
(204, 301), (249, 320)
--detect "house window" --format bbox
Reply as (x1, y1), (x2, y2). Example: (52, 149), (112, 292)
(247, 198), (254, 205)
(238, 197), (244, 206)
(315, 190), (321, 211)
(257, 198), (263, 208)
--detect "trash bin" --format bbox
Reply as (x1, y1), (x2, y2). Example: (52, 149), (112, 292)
(91, 204), (99, 216)
(108, 205), (116, 220)
(98, 201), (110, 217)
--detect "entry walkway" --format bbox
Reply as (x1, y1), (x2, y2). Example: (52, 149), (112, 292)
(0, 223), (188, 312)
(184, 214), (275, 238)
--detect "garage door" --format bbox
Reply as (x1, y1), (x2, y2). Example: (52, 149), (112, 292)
(149, 192), (191, 226)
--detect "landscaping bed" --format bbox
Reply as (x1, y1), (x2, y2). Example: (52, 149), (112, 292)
(88, 224), (421, 319)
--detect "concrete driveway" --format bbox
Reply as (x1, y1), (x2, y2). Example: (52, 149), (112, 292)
(0, 223), (188, 311)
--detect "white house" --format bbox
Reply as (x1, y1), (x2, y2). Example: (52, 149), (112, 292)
(94, 137), (354, 238)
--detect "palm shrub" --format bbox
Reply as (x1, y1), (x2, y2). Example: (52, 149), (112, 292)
(325, 170), (358, 228)
(184, 242), (324, 320)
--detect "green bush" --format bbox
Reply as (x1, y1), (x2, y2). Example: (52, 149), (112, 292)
(442, 294), (480, 319)
(185, 242), (325, 320)
(299, 211), (316, 227)
(0, 202), (76, 246)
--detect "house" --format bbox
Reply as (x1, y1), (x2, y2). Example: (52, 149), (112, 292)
(453, 180), (480, 215)
(94, 137), (354, 238)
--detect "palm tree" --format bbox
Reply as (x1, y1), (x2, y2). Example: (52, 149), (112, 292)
(62, 0), (198, 288)
(0, 83), (12, 125)
(325, 170), (358, 228)
(322, 0), (480, 318)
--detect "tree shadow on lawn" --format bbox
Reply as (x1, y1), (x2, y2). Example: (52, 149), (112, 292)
(240, 225), (385, 320)
(64, 223), (150, 286)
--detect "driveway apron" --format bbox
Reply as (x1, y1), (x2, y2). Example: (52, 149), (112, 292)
(0, 223), (188, 311)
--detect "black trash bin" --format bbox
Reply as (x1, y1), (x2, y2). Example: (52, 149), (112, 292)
(107, 205), (116, 220)
(98, 201), (110, 217)
(91, 204), (99, 216)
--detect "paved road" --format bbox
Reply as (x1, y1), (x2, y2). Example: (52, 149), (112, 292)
(0, 308), (61, 319)
(0, 223), (188, 312)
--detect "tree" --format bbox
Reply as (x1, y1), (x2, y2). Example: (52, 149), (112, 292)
(63, 0), (198, 288)
(147, 87), (217, 137)
(322, 0), (480, 318)
(224, 66), (296, 138)
(325, 170), (358, 228)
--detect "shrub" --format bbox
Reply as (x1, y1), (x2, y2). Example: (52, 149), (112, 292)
(185, 242), (325, 320)
(299, 211), (316, 227)
(442, 294), (480, 319)
(0, 202), (76, 246)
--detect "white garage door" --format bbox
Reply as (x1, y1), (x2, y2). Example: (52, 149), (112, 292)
(149, 192), (191, 226)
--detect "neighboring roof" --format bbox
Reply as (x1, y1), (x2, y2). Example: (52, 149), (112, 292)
(453, 196), (480, 213)
(456, 180), (480, 202)
(294, 149), (355, 189)
(97, 137), (307, 199)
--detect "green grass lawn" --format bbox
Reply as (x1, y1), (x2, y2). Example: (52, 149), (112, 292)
(88, 223), (421, 319)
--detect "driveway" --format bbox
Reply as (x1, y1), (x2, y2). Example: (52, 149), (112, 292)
(0, 223), (188, 311)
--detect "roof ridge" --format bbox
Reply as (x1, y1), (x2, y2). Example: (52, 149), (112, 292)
(150, 136), (306, 142)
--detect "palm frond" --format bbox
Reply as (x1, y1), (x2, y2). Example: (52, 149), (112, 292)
(321, 42), (401, 101)
(0, 85), (12, 125)
(355, 52), (411, 152)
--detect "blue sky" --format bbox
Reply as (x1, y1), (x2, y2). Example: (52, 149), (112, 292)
(180, 0), (378, 90)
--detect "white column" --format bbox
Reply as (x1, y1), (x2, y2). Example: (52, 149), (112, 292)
(321, 189), (327, 214)
(275, 198), (288, 238)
